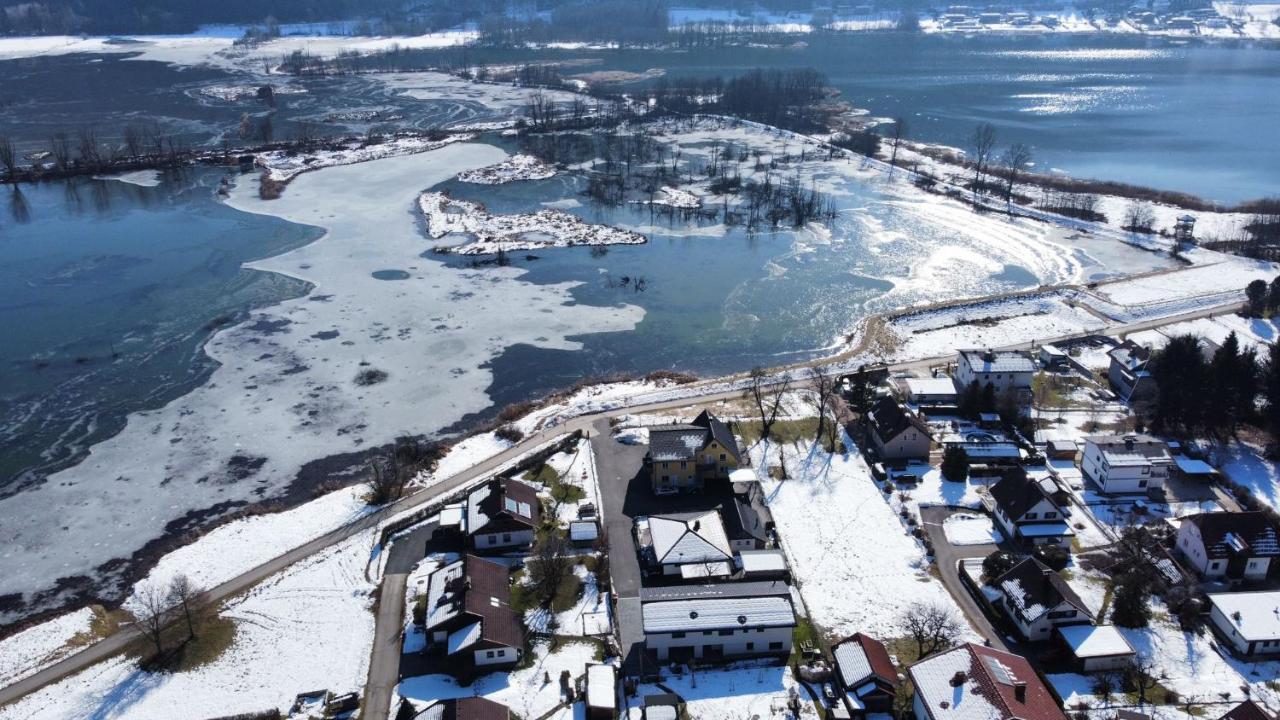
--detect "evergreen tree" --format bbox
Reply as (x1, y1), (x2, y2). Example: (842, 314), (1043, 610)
(846, 365), (877, 415)
(1268, 276), (1280, 314)
(958, 380), (982, 419)
(1150, 334), (1205, 433)
(1205, 332), (1242, 435)
(1265, 342), (1280, 436)
(1247, 279), (1269, 317)
(941, 446), (969, 482)
(979, 382), (997, 415)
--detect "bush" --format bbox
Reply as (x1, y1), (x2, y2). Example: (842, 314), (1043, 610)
(982, 550), (1017, 580)
(354, 367), (389, 386)
(1034, 544), (1070, 571)
(941, 446), (970, 482)
(495, 425), (524, 443)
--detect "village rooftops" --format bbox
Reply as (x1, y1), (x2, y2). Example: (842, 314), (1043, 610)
(647, 410), (741, 463)
(1219, 701), (1277, 720)
(414, 697), (512, 720)
(988, 473), (1068, 521)
(910, 643), (1068, 720)
(1181, 511), (1280, 559)
(904, 377), (960, 397)
(958, 349), (1037, 374)
(869, 397), (932, 440)
(638, 510), (733, 566)
(1085, 435), (1171, 467)
(997, 557), (1091, 623)
(1208, 591), (1280, 642)
(1108, 341), (1152, 375)
(641, 594), (795, 634)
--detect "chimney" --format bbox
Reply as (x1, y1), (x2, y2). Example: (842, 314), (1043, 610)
(950, 671), (967, 687)
(693, 520), (701, 532)
(1014, 682), (1027, 703)
(1125, 437), (1135, 451)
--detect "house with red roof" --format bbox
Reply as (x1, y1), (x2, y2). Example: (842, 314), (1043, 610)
(831, 633), (900, 716)
(420, 554), (524, 668)
(909, 643), (1067, 720)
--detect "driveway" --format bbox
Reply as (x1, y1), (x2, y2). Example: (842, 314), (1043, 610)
(919, 505), (1009, 652)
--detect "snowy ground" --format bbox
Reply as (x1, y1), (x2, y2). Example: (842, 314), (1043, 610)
(539, 438), (602, 525)
(0, 606), (94, 688)
(942, 513), (1001, 546)
(1220, 441), (1280, 510)
(396, 639), (604, 720)
(625, 662), (817, 719)
(524, 564), (612, 637)
(258, 133), (473, 184)
(0, 143), (644, 623)
(457, 154), (557, 185)
(750, 438), (971, 639)
(0, 532), (377, 720)
(420, 191), (646, 254)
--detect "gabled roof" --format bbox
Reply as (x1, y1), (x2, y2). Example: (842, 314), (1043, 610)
(1219, 701), (1276, 720)
(1181, 511), (1280, 560)
(645, 511), (733, 565)
(1108, 340), (1151, 372)
(647, 411), (741, 463)
(869, 396), (931, 443)
(996, 557), (1091, 623)
(462, 555), (524, 650)
(959, 349), (1036, 374)
(910, 643), (1068, 720)
(468, 478), (540, 535)
(1084, 435), (1171, 466)
(722, 489), (772, 544)
(414, 697), (513, 720)
(989, 474), (1062, 521)
(833, 633), (899, 691)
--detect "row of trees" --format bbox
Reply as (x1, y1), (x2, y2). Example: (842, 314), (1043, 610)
(1148, 331), (1280, 439)
(0, 124), (189, 181)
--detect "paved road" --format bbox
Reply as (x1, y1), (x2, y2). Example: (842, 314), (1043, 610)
(919, 505), (1009, 652)
(0, 293), (1245, 707)
(361, 521), (439, 720)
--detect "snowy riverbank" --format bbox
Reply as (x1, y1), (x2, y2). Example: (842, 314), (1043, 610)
(419, 192), (647, 254)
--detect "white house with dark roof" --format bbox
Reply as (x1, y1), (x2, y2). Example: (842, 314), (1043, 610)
(1176, 511), (1280, 582)
(1107, 340), (1157, 403)
(465, 478), (541, 551)
(1081, 435), (1173, 494)
(955, 349), (1036, 395)
(1056, 624), (1135, 672)
(639, 582), (795, 662)
(984, 473), (1074, 546)
(636, 510), (734, 578)
(994, 557), (1092, 641)
(1208, 590), (1280, 658)
(909, 643), (1068, 720)
(421, 555), (524, 668)
(867, 397), (933, 461)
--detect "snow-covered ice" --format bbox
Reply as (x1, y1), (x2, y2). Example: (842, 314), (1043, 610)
(457, 154), (557, 185)
(419, 191), (647, 254)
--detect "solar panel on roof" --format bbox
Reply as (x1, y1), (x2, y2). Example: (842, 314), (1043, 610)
(982, 655), (1016, 685)
(504, 497), (518, 513)
(518, 502), (532, 517)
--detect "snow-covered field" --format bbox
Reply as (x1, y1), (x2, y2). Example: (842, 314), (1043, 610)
(750, 439), (969, 638)
(0, 143), (644, 623)
(0, 532), (377, 720)
(257, 133), (473, 183)
(0, 606), (94, 688)
(420, 191), (647, 254)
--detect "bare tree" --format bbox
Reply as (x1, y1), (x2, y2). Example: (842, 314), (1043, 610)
(807, 366), (839, 446)
(745, 366), (790, 441)
(1123, 200), (1156, 233)
(167, 574), (201, 641)
(122, 124), (143, 159)
(76, 127), (101, 167)
(135, 582), (168, 658)
(968, 122), (997, 201)
(1001, 142), (1032, 206)
(888, 117), (908, 177)
(0, 135), (16, 179)
(530, 530), (572, 608)
(50, 131), (71, 171)
(1126, 658), (1163, 707)
(898, 601), (963, 660)
(365, 453), (406, 505)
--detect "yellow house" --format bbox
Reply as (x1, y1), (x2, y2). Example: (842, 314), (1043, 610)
(647, 410), (741, 494)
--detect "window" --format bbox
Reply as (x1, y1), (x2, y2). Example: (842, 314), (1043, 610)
(1138, 480), (1148, 488)
(486, 651), (495, 658)
(502, 533), (512, 542)
(746, 642), (755, 651)
(671, 632), (685, 639)
(718, 629), (734, 636)
(1048, 610), (1076, 619)
(1025, 512), (1038, 520)
(680, 461), (687, 469)
(703, 631), (713, 636)
(769, 642), (784, 651)
(720, 453), (727, 461)
(1044, 511), (1056, 519)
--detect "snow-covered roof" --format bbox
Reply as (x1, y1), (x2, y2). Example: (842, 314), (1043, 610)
(1017, 522), (1075, 538)
(439, 504), (465, 528)
(910, 644), (1067, 720)
(729, 468), (759, 484)
(642, 596), (794, 633)
(959, 349), (1036, 373)
(1058, 625), (1134, 658)
(905, 377), (959, 396)
(1085, 435), (1171, 467)
(1209, 591), (1280, 641)
(586, 664), (616, 709)
(569, 520), (599, 541)
(447, 621), (482, 654)
(424, 559), (466, 630)
(738, 549), (788, 573)
(645, 511), (733, 565)
(646, 708), (678, 720)
(1174, 456), (1217, 475)
(466, 483), (491, 537)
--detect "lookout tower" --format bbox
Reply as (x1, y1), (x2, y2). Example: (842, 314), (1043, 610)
(1174, 214), (1196, 245)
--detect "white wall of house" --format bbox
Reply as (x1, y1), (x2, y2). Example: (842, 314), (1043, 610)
(645, 626), (793, 661)
(1005, 597), (1086, 640)
(955, 356), (1033, 394)
(1208, 604), (1279, 657)
(872, 426), (932, 461)
(913, 692), (930, 720)
(1176, 524), (1272, 579)
(1080, 654), (1134, 672)
(474, 646), (519, 666)
(474, 529), (535, 550)
(1081, 443), (1167, 493)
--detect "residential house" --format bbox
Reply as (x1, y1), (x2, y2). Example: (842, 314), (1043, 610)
(910, 643), (1068, 720)
(723, 478), (775, 551)
(985, 473), (1075, 546)
(640, 582), (796, 662)
(465, 478), (541, 551)
(1218, 701), (1277, 720)
(955, 349), (1036, 396)
(1038, 344), (1069, 370)
(636, 510), (734, 579)
(947, 439), (1023, 468)
(1056, 625), (1135, 672)
(737, 549), (790, 580)
(903, 377), (959, 405)
(1107, 340), (1157, 404)
(585, 664), (618, 720)
(641, 695), (684, 720)
(832, 633), (900, 716)
(1176, 511), (1280, 582)
(994, 557), (1092, 640)
(421, 555), (524, 668)
(1208, 590), (1280, 658)
(647, 411), (742, 494)
(1080, 435), (1173, 494)
(867, 397), (933, 461)
(412, 698), (512, 720)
